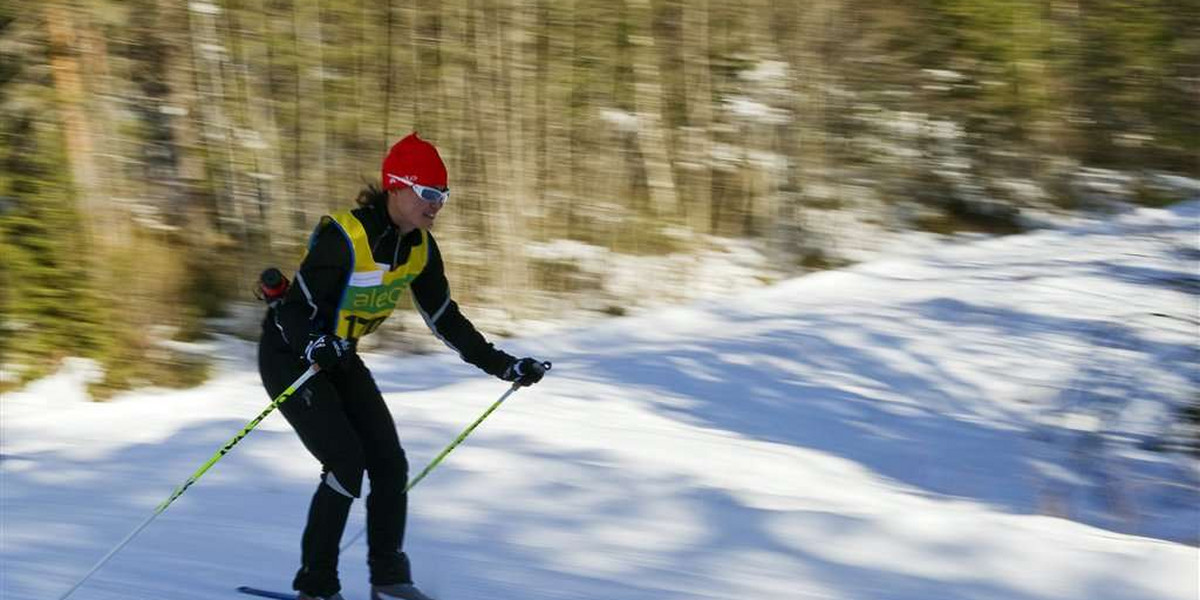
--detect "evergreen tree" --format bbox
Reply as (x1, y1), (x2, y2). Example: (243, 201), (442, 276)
(0, 5), (107, 386)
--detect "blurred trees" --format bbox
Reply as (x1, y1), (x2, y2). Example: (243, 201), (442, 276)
(0, 1), (106, 384)
(1, 0), (1195, 396)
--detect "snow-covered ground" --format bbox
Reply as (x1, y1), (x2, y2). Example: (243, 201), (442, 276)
(3, 203), (1198, 600)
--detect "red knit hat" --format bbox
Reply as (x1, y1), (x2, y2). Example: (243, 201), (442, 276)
(381, 132), (448, 190)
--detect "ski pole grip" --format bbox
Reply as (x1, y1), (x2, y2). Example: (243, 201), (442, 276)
(259, 267), (290, 304)
(261, 267), (284, 287)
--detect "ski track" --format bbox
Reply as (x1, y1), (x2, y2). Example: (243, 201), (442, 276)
(3, 203), (1198, 600)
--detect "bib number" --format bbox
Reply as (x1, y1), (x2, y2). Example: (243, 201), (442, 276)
(344, 314), (387, 340)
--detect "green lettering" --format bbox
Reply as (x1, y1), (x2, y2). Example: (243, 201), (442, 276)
(352, 290), (370, 309)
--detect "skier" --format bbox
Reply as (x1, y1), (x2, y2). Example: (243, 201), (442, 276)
(258, 132), (549, 600)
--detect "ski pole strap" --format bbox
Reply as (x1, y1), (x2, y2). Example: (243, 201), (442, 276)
(56, 365), (319, 600)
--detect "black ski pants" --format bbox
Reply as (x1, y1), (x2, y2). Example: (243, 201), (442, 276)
(258, 341), (413, 596)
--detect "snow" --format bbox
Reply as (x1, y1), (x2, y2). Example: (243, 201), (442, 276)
(3, 204), (1199, 600)
(724, 96), (790, 125)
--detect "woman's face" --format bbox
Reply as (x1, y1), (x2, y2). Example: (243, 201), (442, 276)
(387, 186), (443, 233)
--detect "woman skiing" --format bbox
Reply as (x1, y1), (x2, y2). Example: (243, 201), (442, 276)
(258, 133), (548, 600)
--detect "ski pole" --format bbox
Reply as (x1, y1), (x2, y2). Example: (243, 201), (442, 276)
(57, 364), (320, 600)
(340, 363), (550, 552)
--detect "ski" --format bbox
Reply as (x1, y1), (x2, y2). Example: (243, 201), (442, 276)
(237, 586), (297, 600)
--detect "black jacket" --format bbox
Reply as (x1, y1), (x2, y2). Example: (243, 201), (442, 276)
(261, 200), (515, 377)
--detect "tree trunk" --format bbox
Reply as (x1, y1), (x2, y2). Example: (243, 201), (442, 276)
(682, 0), (713, 232)
(626, 0), (679, 216)
(43, 3), (106, 243)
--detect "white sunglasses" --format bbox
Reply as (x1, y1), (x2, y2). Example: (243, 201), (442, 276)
(390, 175), (449, 205)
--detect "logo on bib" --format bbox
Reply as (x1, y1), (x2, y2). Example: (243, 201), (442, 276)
(347, 275), (416, 314)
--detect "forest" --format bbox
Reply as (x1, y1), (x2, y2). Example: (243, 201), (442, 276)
(1, 0), (1196, 397)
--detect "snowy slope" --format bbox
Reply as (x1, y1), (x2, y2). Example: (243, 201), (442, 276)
(2, 203), (1198, 600)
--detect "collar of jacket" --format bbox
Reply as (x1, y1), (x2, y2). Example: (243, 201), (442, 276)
(362, 199), (423, 270)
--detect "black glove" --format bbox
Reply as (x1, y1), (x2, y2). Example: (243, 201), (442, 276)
(304, 334), (352, 371)
(502, 357), (550, 387)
